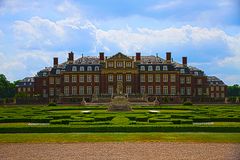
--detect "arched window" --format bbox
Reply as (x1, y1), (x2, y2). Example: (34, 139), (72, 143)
(156, 66), (160, 71)
(140, 66), (145, 71)
(163, 65), (168, 71)
(148, 66), (153, 71)
(80, 66), (84, 71)
(95, 66), (99, 71)
(87, 66), (92, 71)
(72, 66), (77, 71)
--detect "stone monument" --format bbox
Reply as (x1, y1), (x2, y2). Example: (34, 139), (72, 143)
(108, 82), (132, 111)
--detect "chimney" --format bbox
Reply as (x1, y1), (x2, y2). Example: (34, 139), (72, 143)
(53, 57), (58, 67)
(182, 57), (187, 66)
(136, 52), (141, 61)
(166, 52), (171, 63)
(99, 52), (104, 61)
(68, 51), (74, 64)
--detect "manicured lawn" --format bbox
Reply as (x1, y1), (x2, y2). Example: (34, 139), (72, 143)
(0, 133), (239, 143)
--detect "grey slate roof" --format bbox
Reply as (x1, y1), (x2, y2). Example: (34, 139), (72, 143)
(207, 76), (226, 85)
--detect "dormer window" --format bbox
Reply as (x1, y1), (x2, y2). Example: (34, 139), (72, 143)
(43, 72), (47, 76)
(80, 66), (84, 71)
(156, 66), (160, 71)
(24, 83), (26, 85)
(163, 66), (168, 71)
(72, 66), (77, 71)
(56, 69), (60, 74)
(87, 66), (92, 71)
(148, 66), (153, 71)
(180, 69), (185, 74)
(140, 66), (145, 71)
(194, 71), (198, 76)
(108, 62), (113, 67)
(95, 66), (99, 71)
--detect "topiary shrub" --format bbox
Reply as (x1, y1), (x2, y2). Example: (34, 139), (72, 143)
(183, 101), (193, 106)
(48, 102), (57, 106)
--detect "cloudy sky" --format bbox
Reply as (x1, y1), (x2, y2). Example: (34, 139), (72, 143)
(0, 0), (240, 85)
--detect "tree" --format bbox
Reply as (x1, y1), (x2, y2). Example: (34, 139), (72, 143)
(0, 74), (16, 99)
(227, 84), (240, 97)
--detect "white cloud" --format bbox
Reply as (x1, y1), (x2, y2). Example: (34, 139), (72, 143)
(94, 25), (240, 56)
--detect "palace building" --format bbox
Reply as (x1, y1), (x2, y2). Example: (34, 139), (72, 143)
(16, 52), (227, 103)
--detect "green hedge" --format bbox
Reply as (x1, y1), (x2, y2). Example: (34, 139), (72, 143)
(136, 116), (148, 122)
(0, 125), (240, 133)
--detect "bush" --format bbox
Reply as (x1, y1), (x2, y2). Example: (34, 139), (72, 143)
(1, 125), (240, 133)
(183, 101), (193, 106)
(136, 116), (148, 122)
(48, 102), (57, 106)
(82, 118), (94, 122)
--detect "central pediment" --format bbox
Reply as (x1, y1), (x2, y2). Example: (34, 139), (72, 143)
(107, 52), (132, 60)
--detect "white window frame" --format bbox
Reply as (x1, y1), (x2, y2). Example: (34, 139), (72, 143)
(94, 75), (99, 82)
(87, 86), (92, 95)
(163, 86), (168, 95)
(87, 75), (92, 82)
(163, 74), (168, 82)
(79, 75), (84, 82)
(156, 86), (161, 95)
(126, 86), (132, 94)
(64, 86), (69, 96)
(156, 66), (160, 71)
(148, 86), (153, 94)
(163, 65), (168, 71)
(79, 86), (84, 95)
(126, 74), (131, 82)
(148, 74), (153, 82)
(140, 74), (145, 82)
(72, 86), (77, 95)
(170, 74), (176, 83)
(95, 66), (99, 71)
(117, 74), (122, 81)
(140, 66), (145, 71)
(108, 74), (113, 82)
(72, 75), (77, 83)
(171, 86), (176, 95)
(80, 66), (84, 71)
(64, 75), (69, 83)
(140, 86), (145, 94)
(87, 66), (92, 71)
(148, 66), (153, 71)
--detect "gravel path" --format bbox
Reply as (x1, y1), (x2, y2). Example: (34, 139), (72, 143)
(0, 142), (239, 160)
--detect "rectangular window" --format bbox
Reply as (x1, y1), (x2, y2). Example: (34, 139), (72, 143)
(180, 87), (185, 95)
(216, 86), (219, 91)
(108, 86), (113, 94)
(87, 75), (92, 82)
(216, 93), (219, 98)
(180, 69), (185, 74)
(170, 74), (176, 82)
(72, 86), (77, 95)
(64, 75), (69, 83)
(79, 86), (84, 95)
(55, 77), (61, 84)
(221, 86), (224, 92)
(171, 86), (176, 95)
(126, 62), (131, 67)
(27, 87), (31, 92)
(43, 80), (46, 86)
(43, 89), (48, 98)
(117, 62), (123, 67)
(148, 74), (153, 82)
(211, 86), (214, 91)
(94, 86), (99, 95)
(140, 74), (145, 82)
(72, 75), (77, 83)
(94, 75), (99, 82)
(186, 87), (191, 95)
(197, 79), (202, 85)
(155, 74), (161, 82)
(23, 88), (26, 92)
(117, 74), (122, 81)
(180, 77), (185, 84)
(56, 88), (60, 96)
(156, 86), (161, 95)
(108, 62), (113, 67)
(211, 93), (214, 98)
(64, 86), (69, 96)
(49, 77), (54, 84)
(108, 74), (113, 82)
(186, 77), (191, 84)
(197, 88), (202, 95)
(87, 86), (92, 95)
(221, 93), (225, 98)
(18, 88), (21, 92)
(49, 88), (54, 96)
(163, 86), (168, 95)
(126, 74), (131, 82)
(79, 75), (84, 82)
(163, 74), (168, 82)
(140, 86), (145, 94)
(126, 86), (132, 94)
(148, 86), (153, 94)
